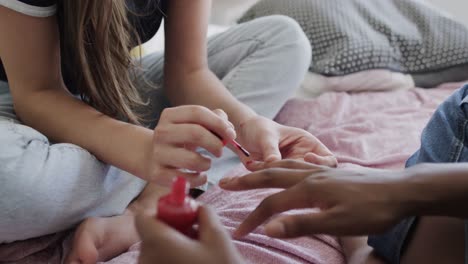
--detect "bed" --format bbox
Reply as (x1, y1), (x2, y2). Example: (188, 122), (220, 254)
(0, 80), (465, 264)
(2, 0), (468, 262)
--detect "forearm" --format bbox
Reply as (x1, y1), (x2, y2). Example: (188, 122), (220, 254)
(164, 69), (256, 127)
(15, 87), (152, 179)
(398, 163), (468, 218)
(163, 0), (256, 128)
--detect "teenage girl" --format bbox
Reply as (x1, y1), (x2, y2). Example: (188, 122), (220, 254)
(138, 80), (468, 264)
(0, 0), (336, 262)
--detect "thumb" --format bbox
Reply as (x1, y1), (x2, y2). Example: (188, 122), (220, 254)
(198, 205), (231, 244)
(305, 152), (338, 168)
(260, 136), (282, 163)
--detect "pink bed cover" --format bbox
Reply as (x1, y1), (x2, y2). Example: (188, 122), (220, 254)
(1, 82), (465, 264)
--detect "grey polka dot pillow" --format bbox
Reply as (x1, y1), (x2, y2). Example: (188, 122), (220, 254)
(239, 0), (468, 85)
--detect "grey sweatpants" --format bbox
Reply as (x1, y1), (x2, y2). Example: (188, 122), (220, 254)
(0, 15), (311, 243)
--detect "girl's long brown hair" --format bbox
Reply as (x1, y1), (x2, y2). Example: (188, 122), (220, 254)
(59, 0), (145, 124)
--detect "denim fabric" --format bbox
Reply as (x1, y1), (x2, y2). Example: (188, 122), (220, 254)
(368, 84), (468, 264)
(0, 15), (311, 242)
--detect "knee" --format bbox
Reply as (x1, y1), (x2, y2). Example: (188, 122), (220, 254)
(0, 121), (51, 181)
(0, 122), (84, 241)
(454, 84), (468, 117)
(255, 15), (312, 71)
(409, 85), (468, 164)
(0, 121), (144, 242)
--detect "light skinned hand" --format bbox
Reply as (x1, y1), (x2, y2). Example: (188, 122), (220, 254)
(136, 206), (244, 264)
(147, 106), (236, 187)
(220, 159), (408, 238)
(234, 116), (337, 171)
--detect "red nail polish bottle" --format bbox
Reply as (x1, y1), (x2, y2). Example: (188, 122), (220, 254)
(157, 177), (199, 238)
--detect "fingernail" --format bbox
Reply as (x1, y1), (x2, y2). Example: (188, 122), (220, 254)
(222, 139), (228, 146)
(246, 160), (253, 165)
(226, 127), (236, 139)
(232, 229), (243, 239)
(265, 222), (285, 237)
(219, 177), (232, 186)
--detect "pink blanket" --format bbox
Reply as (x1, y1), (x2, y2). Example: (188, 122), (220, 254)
(1, 82), (465, 264)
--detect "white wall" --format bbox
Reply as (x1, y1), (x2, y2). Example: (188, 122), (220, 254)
(211, 0), (468, 27)
(426, 0), (468, 26)
(144, 0), (468, 53)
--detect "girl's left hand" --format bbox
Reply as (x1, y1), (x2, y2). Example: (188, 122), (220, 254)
(234, 116), (337, 171)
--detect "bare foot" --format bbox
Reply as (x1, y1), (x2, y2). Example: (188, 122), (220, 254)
(65, 184), (169, 264)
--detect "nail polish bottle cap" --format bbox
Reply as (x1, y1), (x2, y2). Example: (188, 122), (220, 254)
(170, 176), (188, 206)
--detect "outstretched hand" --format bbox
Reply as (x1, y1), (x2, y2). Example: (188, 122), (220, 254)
(234, 116), (337, 171)
(220, 160), (408, 238)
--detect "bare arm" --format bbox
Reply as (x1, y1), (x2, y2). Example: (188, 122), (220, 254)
(0, 6), (152, 178)
(403, 162), (468, 218)
(163, 0), (256, 128)
(220, 160), (468, 237)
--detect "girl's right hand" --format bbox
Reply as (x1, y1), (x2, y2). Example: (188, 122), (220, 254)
(147, 106), (237, 187)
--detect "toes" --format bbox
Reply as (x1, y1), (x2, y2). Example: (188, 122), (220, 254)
(66, 229), (99, 264)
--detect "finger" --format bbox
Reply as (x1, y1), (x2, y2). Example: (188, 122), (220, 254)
(212, 109), (234, 128)
(264, 212), (336, 238)
(260, 135), (282, 163)
(197, 206), (231, 244)
(219, 168), (310, 190)
(224, 142), (261, 171)
(152, 169), (207, 187)
(234, 186), (311, 237)
(160, 106), (236, 141)
(264, 159), (326, 170)
(158, 146), (212, 172)
(155, 124), (224, 157)
(296, 132), (333, 155)
(245, 160), (266, 172)
(305, 153), (338, 168)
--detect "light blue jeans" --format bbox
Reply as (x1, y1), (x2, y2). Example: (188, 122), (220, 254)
(0, 15), (311, 243)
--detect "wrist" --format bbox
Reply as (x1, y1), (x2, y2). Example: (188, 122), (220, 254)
(235, 112), (258, 131)
(126, 125), (154, 180)
(394, 164), (438, 217)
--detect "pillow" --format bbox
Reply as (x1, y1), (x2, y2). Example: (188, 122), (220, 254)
(239, 0), (468, 87)
(298, 70), (415, 98)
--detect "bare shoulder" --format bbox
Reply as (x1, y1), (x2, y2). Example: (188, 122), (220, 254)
(0, 5), (61, 94)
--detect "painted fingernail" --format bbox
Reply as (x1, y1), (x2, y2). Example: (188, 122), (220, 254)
(232, 229), (243, 239)
(246, 160), (253, 165)
(265, 221), (285, 237)
(219, 177), (232, 186)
